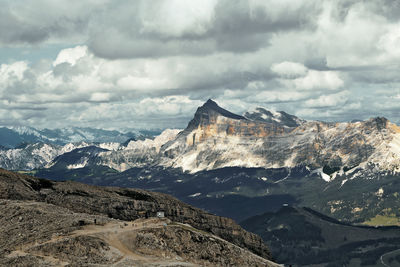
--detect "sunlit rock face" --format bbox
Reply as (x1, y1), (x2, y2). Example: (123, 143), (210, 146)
(152, 100), (400, 177)
(181, 99), (290, 146)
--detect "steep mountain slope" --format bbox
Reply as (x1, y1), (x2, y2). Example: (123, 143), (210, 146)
(99, 129), (181, 171)
(0, 168), (273, 263)
(0, 142), (102, 170)
(47, 146), (109, 170)
(241, 206), (400, 266)
(160, 101), (400, 174)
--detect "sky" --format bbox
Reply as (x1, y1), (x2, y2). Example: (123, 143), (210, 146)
(1, 0), (400, 130)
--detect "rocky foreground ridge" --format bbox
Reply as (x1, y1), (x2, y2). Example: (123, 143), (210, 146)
(0, 168), (277, 266)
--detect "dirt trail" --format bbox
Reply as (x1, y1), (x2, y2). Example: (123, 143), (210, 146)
(6, 218), (279, 267)
(7, 218), (179, 266)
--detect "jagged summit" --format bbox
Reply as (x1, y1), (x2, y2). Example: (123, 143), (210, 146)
(203, 98), (218, 107)
(188, 99), (305, 131)
(184, 99), (247, 132)
(202, 99), (245, 120)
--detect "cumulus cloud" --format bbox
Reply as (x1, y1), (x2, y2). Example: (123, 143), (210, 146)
(1, 0), (400, 128)
(292, 70), (344, 91)
(271, 61), (344, 91)
(271, 62), (308, 78)
(53, 46), (88, 66)
(303, 91), (350, 108)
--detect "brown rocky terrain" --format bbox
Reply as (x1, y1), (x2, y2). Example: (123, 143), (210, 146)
(0, 168), (279, 266)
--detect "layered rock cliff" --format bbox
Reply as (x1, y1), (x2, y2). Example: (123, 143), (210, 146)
(179, 99), (290, 146)
(158, 100), (400, 174)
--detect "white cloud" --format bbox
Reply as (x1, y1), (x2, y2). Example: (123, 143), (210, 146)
(138, 96), (202, 116)
(139, 0), (217, 38)
(312, 1), (398, 68)
(293, 70), (344, 91)
(377, 23), (400, 60)
(1, 1), (400, 128)
(53, 46), (88, 66)
(0, 61), (28, 88)
(89, 92), (111, 102)
(271, 61), (307, 78)
(304, 91), (350, 108)
(271, 61), (344, 91)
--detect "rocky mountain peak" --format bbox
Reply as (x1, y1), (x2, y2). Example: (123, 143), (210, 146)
(365, 116), (389, 131)
(184, 99), (247, 132)
(203, 98), (219, 108)
(199, 99), (246, 120)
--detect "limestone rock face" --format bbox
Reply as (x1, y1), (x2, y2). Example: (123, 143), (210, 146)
(181, 99), (289, 146)
(0, 168), (272, 261)
(159, 100), (400, 174)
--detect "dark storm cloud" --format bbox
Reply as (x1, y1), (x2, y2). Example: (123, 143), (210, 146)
(87, 0), (322, 59)
(0, 1), (93, 46)
(208, 0), (320, 52)
(0, 10), (49, 44)
(366, 0), (400, 21)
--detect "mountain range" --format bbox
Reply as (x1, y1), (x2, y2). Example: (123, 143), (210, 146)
(0, 126), (160, 149)
(1, 99), (400, 226)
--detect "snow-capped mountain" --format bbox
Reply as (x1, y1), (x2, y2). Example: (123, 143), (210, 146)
(0, 142), (86, 170)
(0, 126), (145, 148)
(98, 129), (181, 171)
(0, 141), (124, 171)
(244, 107), (305, 127)
(3, 99), (400, 184)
